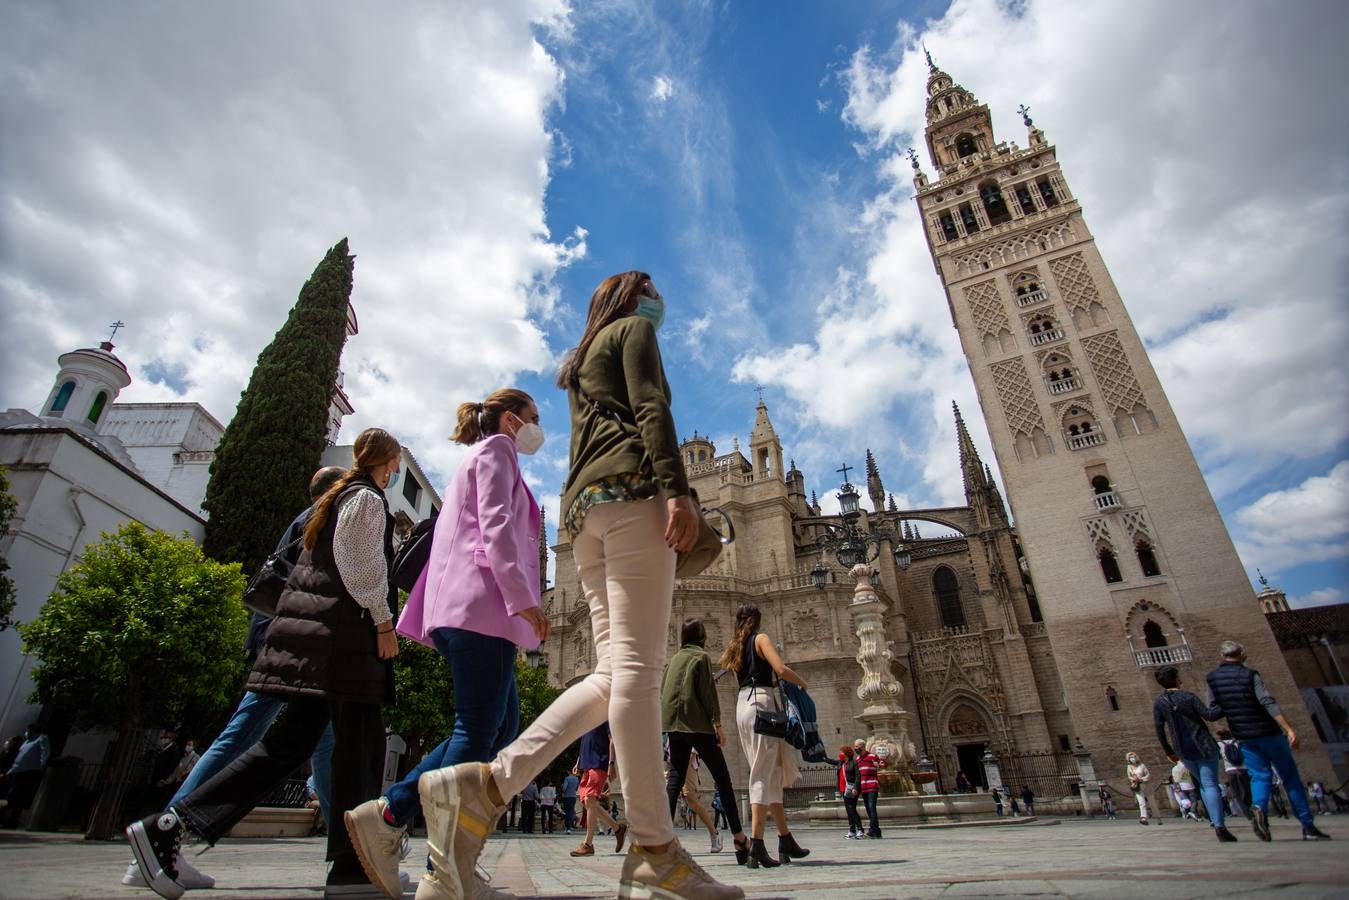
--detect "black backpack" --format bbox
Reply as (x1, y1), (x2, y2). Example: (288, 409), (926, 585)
(391, 512), (438, 593)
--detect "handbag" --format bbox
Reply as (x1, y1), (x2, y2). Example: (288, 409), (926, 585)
(573, 384), (734, 577)
(391, 513), (438, 592)
(242, 536), (302, 617)
(747, 637), (790, 739)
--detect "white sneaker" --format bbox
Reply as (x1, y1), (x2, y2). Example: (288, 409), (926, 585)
(122, 855), (216, 890)
(417, 763), (505, 900)
(710, 831), (723, 853)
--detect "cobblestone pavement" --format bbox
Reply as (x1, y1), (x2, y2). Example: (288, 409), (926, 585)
(2, 815), (1346, 899)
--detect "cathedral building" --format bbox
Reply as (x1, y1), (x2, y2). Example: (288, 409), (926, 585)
(543, 399), (1074, 795)
(909, 57), (1330, 781)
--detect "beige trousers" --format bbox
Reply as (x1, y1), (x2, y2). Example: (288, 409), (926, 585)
(735, 684), (801, 805)
(491, 497), (676, 847)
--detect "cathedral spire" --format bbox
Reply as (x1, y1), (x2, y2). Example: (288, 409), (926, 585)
(954, 401), (987, 499)
(887, 492), (898, 513)
(865, 449), (885, 512)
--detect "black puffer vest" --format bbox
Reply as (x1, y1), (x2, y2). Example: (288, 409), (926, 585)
(1206, 661), (1281, 740)
(247, 476), (397, 706)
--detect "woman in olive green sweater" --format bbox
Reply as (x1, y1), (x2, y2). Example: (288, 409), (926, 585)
(663, 618), (749, 863)
(415, 271), (742, 900)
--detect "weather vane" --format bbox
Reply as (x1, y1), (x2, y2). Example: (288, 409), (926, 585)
(1017, 104), (1034, 127)
(107, 320), (125, 342)
(754, 385), (766, 403)
(907, 146), (920, 171)
(923, 44), (934, 70)
(1257, 568), (1270, 589)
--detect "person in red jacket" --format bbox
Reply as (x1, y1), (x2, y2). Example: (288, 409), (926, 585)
(853, 739), (883, 838)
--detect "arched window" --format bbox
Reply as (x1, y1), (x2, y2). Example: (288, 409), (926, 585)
(1142, 619), (1166, 648)
(1091, 476), (1112, 495)
(1136, 541), (1161, 577)
(1098, 546), (1123, 583)
(87, 391), (109, 424)
(956, 134), (977, 158)
(51, 380), (75, 414)
(934, 566), (965, 628)
(1106, 686), (1119, 711)
(980, 182), (1011, 226)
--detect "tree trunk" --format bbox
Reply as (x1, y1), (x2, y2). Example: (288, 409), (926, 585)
(86, 686), (142, 840)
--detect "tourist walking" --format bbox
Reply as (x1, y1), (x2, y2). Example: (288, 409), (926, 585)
(1020, 785), (1036, 817)
(126, 428), (406, 900)
(838, 745), (864, 838)
(1310, 780), (1329, 815)
(122, 465), (345, 891)
(539, 779), (558, 833)
(1, 723), (49, 828)
(520, 780), (539, 834)
(991, 785), (1004, 817)
(568, 721), (626, 857)
(1126, 752), (1153, 824)
(1151, 665), (1232, 835)
(407, 272), (741, 899)
(661, 617), (748, 860)
(561, 770), (580, 833)
(1205, 640), (1330, 841)
(853, 739), (883, 837)
(1216, 728), (1250, 818)
(1098, 785), (1116, 819)
(954, 770), (972, 793)
(1171, 761), (1199, 821)
(723, 602), (810, 868)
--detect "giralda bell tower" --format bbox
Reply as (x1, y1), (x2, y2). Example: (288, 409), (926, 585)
(910, 54), (1327, 774)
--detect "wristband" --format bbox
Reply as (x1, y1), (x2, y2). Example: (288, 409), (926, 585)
(377, 624), (394, 634)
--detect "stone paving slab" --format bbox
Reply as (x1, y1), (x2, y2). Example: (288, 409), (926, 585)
(1, 815), (1346, 899)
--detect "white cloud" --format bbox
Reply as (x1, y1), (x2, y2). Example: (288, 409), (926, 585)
(736, 0), (1349, 511)
(0, 1), (581, 486)
(1234, 461), (1349, 570)
(651, 75), (674, 103)
(1290, 587), (1345, 610)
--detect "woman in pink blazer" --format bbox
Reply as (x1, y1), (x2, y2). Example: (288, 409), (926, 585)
(345, 388), (550, 897)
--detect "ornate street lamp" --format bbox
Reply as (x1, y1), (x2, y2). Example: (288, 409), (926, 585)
(805, 462), (915, 574)
(810, 557), (828, 590)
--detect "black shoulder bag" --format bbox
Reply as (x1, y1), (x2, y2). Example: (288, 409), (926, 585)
(242, 535), (303, 618)
(391, 513), (438, 593)
(748, 636), (790, 739)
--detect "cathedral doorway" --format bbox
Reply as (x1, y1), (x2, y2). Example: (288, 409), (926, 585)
(955, 743), (988, 790)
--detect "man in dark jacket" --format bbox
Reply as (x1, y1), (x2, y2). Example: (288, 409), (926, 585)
(1152, 666), (1234, 842)
(1206, 641), (1330, 842)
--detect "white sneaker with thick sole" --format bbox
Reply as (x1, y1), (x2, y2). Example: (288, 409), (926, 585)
(618, 840), (744, 900)
(417, 763), (505, 900)
(123, 855), (216, 890)
(709, 831), (722, 853)
(344, 798), (408, 900)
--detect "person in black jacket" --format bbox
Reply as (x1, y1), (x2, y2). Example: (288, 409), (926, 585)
(126, 429), (405, 899)
(1205, 640), (1330, 842)
(1151, 666), (1234, 843)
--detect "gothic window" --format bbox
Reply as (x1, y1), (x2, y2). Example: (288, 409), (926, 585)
(1106, 686), (1120, 711)
(1064, 406), (1105, 450)
(1037, 176), (1059, 208)
(958, 203), (980, 235)
(939, 212), (959, 241)
(1098, 544), (1123, 584)
(933, 566), (965, 628)
(87, 391), (108, 425)
(955, 133), (977, 158)
(1142, 619), (1166, 648)
(979, 181), (1012, 226)
(51, 380), (75, 414)
(1136, 541), (1161, 577)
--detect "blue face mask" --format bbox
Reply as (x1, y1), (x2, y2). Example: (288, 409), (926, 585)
(386, 470), (400, 489)
(635, 295), (665, 331)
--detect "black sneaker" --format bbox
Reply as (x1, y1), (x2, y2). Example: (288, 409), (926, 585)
(1302, 825), (1332, 840)
(1214, 826), (1238, 843)
(126, 810), (186, 900)
(1251, 806), (1272, 842)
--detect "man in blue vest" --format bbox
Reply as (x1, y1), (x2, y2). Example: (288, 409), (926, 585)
(1205, 640), (1330, 841)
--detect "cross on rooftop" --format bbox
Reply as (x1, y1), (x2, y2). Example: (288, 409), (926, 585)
(107, 320), (125, 342)
(754, 385), (766, 403)
(837, 462), (854, 486)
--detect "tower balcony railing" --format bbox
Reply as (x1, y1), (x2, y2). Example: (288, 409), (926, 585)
(1016, 289), (1048, 307)
(1066, 431), (1106, 451)
(1029, 327), (1065, 347)
(1047, 376), (1081, 395)
(1134, 645), (1192, 668)
(1093, 491), (1121, 511)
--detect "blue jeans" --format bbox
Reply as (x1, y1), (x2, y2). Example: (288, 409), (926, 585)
(561, 796), (577, 830)
(385, 628), (520, 825)
(862, 790), (880, 836)
(1180, 756), (1224, 827)
(170, 691), (336, 827)
(1240, 733), (1314, 827)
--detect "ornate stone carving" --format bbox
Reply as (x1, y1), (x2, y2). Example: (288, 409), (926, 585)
(962, 279), (1010, 339)
(1047, 251), (1100, 316)
(1081, 331), (1147, 414)
(990, 358), (1045, 437)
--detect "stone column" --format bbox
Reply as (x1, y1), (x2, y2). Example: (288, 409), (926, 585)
(849, 563), (918, 795)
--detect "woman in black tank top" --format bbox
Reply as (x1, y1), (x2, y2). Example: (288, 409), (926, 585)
(719, 603), (811, 868)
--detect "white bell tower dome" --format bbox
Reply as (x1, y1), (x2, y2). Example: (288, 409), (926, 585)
(41, 335), (132, 431)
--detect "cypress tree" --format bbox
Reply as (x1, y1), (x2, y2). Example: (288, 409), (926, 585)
(202, 238), (355, 571)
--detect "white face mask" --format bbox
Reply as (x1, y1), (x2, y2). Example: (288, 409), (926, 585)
(509, 413), (545, 455)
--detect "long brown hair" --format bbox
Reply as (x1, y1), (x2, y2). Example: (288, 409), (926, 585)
(718, 603), (762, 673)
(554, 270), (652, 389)
(451, 388), (533, 445)
(302, 427), (400, 550)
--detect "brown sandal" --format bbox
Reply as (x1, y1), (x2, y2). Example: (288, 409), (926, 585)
(569, 843), (594, 857)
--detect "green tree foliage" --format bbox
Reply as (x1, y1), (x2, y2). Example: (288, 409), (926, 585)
(19, 522), (248, 837)
(202, 238), (355, 572)
(0, 464), (17, 630)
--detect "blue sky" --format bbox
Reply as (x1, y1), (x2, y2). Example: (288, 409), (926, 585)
(2, 0), (1346, 606)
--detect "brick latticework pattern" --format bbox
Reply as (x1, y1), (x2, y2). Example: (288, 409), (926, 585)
(990, 359), (1045, 437)
(1081, 331), (1147, 414)
(962, 279), (1010, 338)
(1048, 252), (1100, 315)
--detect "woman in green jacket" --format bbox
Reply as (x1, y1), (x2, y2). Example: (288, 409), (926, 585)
(663, 617), (750, 863)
